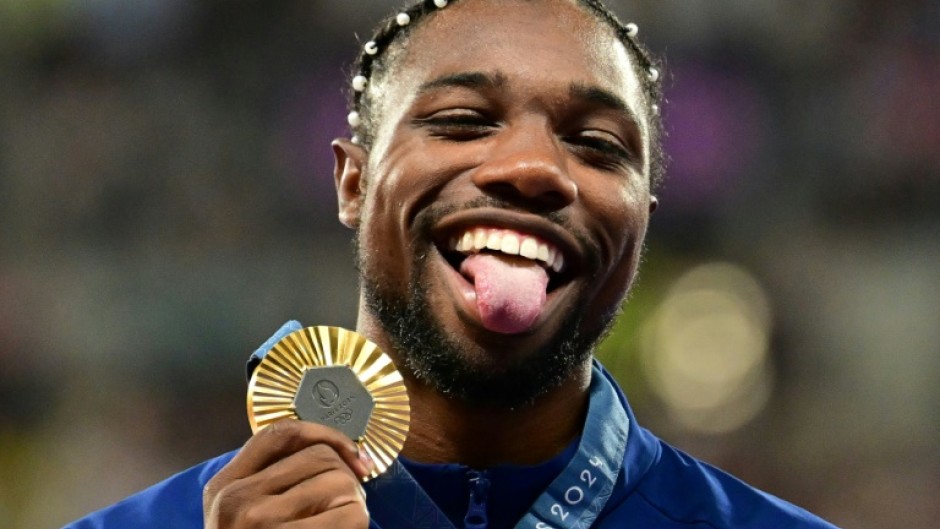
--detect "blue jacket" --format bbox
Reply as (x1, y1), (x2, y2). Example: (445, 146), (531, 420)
(63, 362), (838, 529)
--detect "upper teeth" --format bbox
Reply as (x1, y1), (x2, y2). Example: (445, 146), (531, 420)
(449, 227), (565, 273)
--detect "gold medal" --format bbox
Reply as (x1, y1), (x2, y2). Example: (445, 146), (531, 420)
(247, 326), (410, 480)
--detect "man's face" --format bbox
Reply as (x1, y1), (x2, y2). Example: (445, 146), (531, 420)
(335, 0), (655, 405)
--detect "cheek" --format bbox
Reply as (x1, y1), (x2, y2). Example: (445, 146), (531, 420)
(357, 182), (408, 290)
(581, 180), (650, 314)
(357, 144), (444, 286)
(357, 198), (408, 292)
(588, 176), (650, 247)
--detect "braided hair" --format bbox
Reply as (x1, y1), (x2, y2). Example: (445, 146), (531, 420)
(346, 0), (665, 189)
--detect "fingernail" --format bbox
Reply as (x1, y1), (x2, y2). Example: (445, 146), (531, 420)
(359, 446), (375, 473)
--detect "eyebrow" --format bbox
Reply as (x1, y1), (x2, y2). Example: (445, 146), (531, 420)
(416, 71), (507, 95)
(569, 83), (642, 128)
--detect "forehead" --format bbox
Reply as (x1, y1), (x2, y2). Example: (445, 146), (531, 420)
(382, 0), (644, 117)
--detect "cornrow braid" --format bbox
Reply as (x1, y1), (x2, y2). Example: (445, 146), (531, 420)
(346, 0), (666, 189)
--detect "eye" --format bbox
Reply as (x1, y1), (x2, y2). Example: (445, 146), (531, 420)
(565, 129), (636, 170)
(413, 109), (496, 141)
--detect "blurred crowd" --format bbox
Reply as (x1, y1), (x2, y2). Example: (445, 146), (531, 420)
(0, 1), (937, 528)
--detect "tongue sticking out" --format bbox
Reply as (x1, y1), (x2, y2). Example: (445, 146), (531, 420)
(459, 253), (550, 334)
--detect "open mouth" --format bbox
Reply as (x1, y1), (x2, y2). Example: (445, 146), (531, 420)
(439, 226), (573, 292)
(428, 217), (583, 335)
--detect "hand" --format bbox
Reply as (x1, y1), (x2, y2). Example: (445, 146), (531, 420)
(204, 419), (373, 528)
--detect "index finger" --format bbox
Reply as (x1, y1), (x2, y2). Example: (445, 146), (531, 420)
(218, 419), (373, 481)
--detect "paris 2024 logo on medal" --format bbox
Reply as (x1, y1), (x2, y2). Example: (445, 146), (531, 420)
(314, 380), (339, 407)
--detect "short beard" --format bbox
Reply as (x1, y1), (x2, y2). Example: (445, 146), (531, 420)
(355, 230), (615, 410)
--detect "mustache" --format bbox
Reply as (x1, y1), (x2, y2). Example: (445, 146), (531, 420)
(414, 195), (572, 234)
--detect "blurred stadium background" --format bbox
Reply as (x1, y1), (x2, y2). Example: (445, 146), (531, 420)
(0, 1), (937, 527)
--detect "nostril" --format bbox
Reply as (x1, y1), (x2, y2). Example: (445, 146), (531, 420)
(477, 180), (573, 212)
(511, 172), (577, 206)
(479, 181), (522, 200)
(474, 165), (578, 210)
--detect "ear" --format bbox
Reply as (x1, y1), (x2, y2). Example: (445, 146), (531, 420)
(332, 138), (368, 229)
(649, 195), (659, 214)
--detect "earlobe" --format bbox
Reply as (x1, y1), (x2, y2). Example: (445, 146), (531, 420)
(649, 195), (659, 214)
(332, 138), (367, 229)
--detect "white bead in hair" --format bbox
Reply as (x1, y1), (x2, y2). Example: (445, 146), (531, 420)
(347, 111), (362, 128)
(364, 41), (378, 55)
(625, 23), (638, 37)
(352, 75), (368, 92)
(648, 67), (659, 82)
(651, 104), (659, 116)
(434, 0), (448, 7)
(351, 135), (361, 145)
(396, 13), (411, 26)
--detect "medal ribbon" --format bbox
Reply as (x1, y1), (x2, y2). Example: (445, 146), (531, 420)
(365, 363), (629, 529)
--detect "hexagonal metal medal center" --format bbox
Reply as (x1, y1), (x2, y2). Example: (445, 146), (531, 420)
(292, 365), (374, 440)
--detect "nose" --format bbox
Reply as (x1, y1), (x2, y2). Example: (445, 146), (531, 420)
(471, 123), (578, 211)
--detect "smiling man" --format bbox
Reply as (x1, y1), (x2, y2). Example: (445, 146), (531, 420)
(65, 1), (838, 528)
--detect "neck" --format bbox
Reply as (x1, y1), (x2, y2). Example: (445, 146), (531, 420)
(400, 362), (592, 468)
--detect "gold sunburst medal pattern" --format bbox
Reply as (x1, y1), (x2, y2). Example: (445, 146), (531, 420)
(247, 326), (410, 480)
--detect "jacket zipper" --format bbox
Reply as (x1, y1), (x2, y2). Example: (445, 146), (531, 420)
(464, 470), (490, 529)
